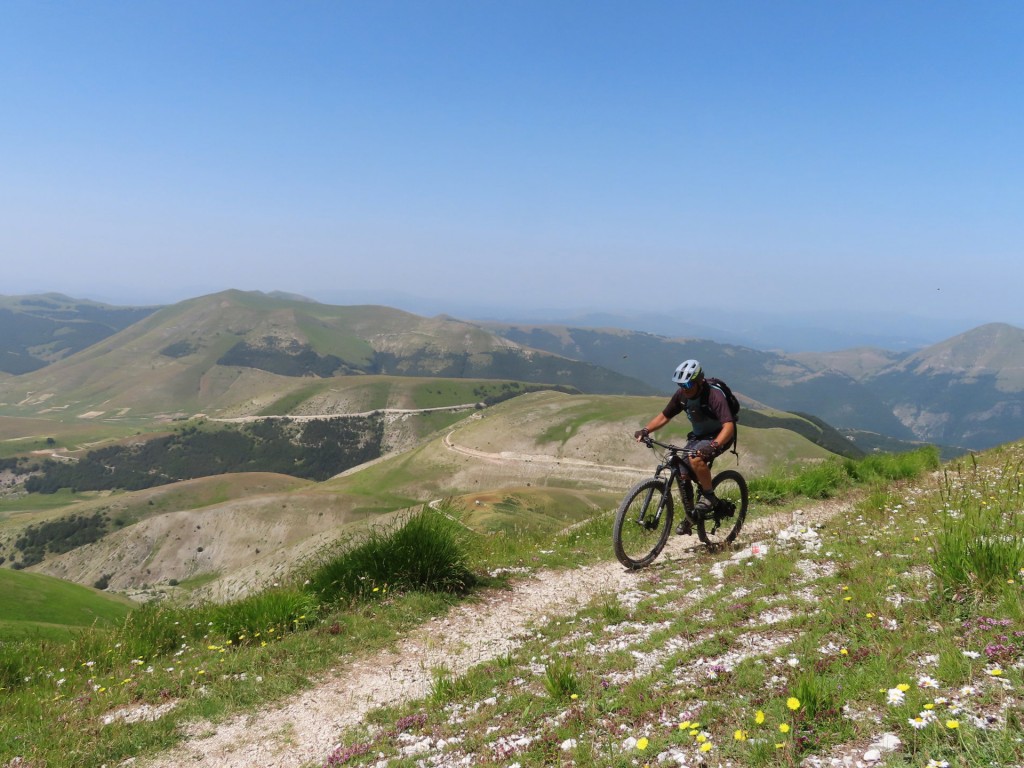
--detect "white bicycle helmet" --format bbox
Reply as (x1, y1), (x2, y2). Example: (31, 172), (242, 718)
(671, 359), (703, 386)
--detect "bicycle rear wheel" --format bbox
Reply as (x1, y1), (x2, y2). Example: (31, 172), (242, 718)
(613, 477), (673, 569)
(696, 470), (748, 549)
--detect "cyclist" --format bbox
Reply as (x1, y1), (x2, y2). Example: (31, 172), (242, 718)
(634, 359), (736, 534)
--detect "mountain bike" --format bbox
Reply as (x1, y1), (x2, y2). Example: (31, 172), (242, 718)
(613, 435), (748, 569)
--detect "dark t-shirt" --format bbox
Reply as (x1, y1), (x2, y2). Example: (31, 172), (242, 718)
(662, 384), (735, 439)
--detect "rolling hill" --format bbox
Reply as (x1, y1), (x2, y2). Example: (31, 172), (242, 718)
(863, 323), (1024, 447)
(0, 290), (653, 424)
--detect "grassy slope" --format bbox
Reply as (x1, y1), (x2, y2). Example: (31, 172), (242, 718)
(6, 441), (1017, 768)
(0, 568), (134, 639)
(0, 415), (154, 457)
(0, 472), (312, 530)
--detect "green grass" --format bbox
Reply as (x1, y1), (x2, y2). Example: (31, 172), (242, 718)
(173, 571), (221, 590)
(931, 450), (1024, 600)
(0, 415), (174, 455)
(0, 487), (92, 519)
(537, 399), (653, 446)
(303, 507), (477, 603)
(257, 381), (330, 415)
(748, 446), (942, 505)
(0, 568), (134, 638)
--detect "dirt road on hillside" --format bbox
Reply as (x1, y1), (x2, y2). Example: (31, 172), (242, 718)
(441, 429), (649, 481)
(136, 498), (852, 768)
(212, 404), (480, 423)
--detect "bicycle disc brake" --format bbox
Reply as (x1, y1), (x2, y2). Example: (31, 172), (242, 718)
(716, 500), (736, 519)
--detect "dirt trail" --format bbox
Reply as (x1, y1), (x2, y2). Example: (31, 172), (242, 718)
(137, 500), (849, 768)
(441, 429), (648, 481)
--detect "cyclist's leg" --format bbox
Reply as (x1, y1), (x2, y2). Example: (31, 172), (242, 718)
(683, 438), (717, 501)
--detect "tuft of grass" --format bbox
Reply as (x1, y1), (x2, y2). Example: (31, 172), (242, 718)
(542, 656), (582, 699)
(932, 455), (1024, 601)
(304, 506), (477, 603)
(601, 598), (629, 624)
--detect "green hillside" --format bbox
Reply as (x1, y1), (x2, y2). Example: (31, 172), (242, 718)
(0, 291), (652, 423)
(0, 567), (134, 639)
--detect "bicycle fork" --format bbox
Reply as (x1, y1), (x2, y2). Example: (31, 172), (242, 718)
(637, 476), (671, 530)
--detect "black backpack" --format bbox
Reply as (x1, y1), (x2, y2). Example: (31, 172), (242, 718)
(702, 377), (741, 456)
(703, 377), (741, 422)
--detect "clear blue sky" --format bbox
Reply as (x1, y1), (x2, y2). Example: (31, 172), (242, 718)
(2, 2), (1023, 328)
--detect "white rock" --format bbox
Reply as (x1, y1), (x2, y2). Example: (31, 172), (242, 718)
(876, 733), (901, 751)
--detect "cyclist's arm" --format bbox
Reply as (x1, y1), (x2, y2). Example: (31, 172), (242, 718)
(715, 421), (735, 449)
(638, 413), (670, 440)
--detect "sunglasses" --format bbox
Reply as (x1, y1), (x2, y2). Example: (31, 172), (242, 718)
(679, 381), (698, 390)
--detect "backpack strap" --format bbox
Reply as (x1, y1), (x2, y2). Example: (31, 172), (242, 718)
(704, 383), (740, 460)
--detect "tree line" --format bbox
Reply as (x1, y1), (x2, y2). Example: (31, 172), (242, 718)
(24, 416), (385, 494)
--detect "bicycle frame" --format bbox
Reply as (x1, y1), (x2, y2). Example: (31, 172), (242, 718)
(649, 442), (700, 526)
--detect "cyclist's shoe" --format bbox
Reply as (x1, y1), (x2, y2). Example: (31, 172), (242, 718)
(675, 519), (692, 536)
(694, 495), (718, 519)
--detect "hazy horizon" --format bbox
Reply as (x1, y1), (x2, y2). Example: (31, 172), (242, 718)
(3, 3), (1023, 331)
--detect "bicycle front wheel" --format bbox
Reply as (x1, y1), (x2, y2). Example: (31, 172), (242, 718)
(613, 477), (673, 569)
(696, 469), (748, 548)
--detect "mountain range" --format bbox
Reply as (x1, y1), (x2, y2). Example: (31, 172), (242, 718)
(1, 290), (1022, 451)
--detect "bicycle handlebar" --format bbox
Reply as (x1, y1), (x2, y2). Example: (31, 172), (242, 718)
(637, 434), (698, 456)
